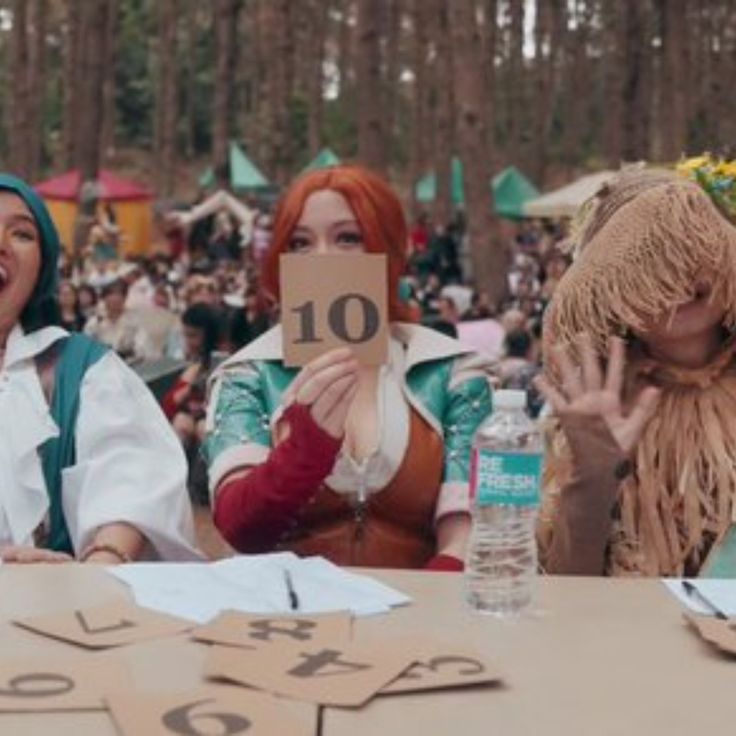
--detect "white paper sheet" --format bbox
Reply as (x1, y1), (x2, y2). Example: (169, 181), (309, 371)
(108, 553), (411, 623)
(662, 578), (736, 616)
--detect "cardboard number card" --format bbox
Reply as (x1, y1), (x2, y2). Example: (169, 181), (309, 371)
(380, 646), (501, 694)
(205, 640), (410, 707)
(14, 602), (192, 649)
(192, 611), (353, 650)
(280, 253), (388, 366)
(107, 687), (315, 736)
(685, 613), (736, 655)
(0, 657), (128, 711)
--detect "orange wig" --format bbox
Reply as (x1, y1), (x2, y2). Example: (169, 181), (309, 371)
(262, 165), (411, 321)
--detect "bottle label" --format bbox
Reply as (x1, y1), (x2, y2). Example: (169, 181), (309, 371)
(471, 449), (542, 507)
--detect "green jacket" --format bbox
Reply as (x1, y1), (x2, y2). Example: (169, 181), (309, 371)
(203, 323), (495, 520)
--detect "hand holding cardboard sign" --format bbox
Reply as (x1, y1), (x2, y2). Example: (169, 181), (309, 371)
(282, 348), (359, 439)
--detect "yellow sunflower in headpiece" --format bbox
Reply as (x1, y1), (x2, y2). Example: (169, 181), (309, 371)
(676, 153), (736, 222)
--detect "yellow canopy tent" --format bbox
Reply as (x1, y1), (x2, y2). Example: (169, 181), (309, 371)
(35, 169), (153, 257)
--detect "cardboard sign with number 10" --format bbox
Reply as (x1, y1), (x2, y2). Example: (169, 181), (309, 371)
(280, 253), (388, 367)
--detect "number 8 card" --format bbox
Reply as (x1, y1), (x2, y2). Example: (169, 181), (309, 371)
(280, 253), (389, 367)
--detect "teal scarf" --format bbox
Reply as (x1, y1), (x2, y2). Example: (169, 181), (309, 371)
(41, 334), (108, 553)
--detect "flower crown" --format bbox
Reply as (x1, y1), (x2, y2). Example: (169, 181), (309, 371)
(676, 154), (736, 222)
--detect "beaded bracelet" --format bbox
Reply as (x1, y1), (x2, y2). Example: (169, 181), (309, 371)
(79, 542), (132, 564)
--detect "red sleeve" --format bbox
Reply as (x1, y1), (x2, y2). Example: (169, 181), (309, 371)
(161, 376), (188, 420)
(212, 404), (342, 553)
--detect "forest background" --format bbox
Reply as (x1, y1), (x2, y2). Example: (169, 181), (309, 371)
(0, 0), (727, 296)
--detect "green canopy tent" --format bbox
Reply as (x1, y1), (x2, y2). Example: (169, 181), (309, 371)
(199, 142), (272, 192)
(415, 157), (465, 205)
(492, 166), (539, 219)
(414, 159), (538, 219)
(302, 147), (341, 173)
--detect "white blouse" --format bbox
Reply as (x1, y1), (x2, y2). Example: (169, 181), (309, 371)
(0, 325), (201, 560)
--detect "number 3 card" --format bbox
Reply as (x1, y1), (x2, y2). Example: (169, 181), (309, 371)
(280, 253), (388, 367)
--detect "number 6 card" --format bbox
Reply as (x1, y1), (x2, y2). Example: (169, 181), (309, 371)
(280, 253), (388, 367)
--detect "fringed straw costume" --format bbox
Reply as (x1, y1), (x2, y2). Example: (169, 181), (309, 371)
(540, 168), (736, 576)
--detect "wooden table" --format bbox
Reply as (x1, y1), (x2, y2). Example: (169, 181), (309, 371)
(0, 565), (730, 735)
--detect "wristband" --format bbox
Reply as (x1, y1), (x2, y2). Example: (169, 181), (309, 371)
(80, 542), (132, 564)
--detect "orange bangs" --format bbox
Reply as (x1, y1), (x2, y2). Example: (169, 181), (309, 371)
(262, 165), (412, 322)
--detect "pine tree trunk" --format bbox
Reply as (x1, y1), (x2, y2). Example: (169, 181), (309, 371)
(255, 0), (293, 183)
(74, 0), (110, 259)
(602, 1), (624, 166)
(274, 0), (295, 182)
(383, 0), (403, 163)
(213, 0), (238, 186)
(337, 0), (356, 93)
(655, 0), (687, 160)
(561, 2), (592, 171)
(7, 0), (30, 178)
(306, 1), (329, 158)
(26, 0), (47, 181)
(408, 0), (430, 215)
(621, 0), (653, 161)
(100, 0), (118, 162)
(355, 0), (386, 172)
(156, 0), (179, 195)
(255, 0), (275, 173)
(687, 1), (709, 153)
(531, 0), (555, 185)
(432, 0), (453, 226)
(483, 0), (497, 155)
(507, 0), (525, 163)
(701, 0), (722, 152)
(714, 2), (736, 152)
(181, 0), (197, 159)
(61, 0), (81, 170)
(449, 0), (505, 305)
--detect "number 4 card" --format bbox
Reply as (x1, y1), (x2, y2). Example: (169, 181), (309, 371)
(204, 639), (412, 707)
(280, 253), (389, 367)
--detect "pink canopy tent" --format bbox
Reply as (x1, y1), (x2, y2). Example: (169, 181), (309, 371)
(35, 169), (153, 255)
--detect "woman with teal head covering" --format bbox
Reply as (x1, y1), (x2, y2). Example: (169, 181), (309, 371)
(0, 174), (61, 333)
(0, 174), (200, 564)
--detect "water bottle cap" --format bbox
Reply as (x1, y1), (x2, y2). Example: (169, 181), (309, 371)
(494, 389), (526, 409)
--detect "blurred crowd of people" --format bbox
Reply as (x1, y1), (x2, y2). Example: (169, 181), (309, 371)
(401, 213), (570, 416)
(56, 192), (570, 499)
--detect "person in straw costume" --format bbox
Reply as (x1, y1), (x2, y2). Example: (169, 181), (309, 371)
(536, 159), (736, 576)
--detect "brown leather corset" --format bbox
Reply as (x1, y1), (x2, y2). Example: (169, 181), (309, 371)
(279, 410), (444, 568)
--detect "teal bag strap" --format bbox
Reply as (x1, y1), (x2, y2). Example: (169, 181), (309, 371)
(41, 334), (108, 553)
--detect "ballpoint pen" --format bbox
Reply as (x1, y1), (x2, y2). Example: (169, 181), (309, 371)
(682, 580), (728, 620)
(284, 569), (300, 611)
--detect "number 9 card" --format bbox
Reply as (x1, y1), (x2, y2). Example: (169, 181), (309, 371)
(279, 253), (389, 367)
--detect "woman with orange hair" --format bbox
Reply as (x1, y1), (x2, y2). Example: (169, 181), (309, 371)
(203, 165), (495, 570)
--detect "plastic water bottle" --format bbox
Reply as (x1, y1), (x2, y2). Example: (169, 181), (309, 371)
(465, 389), (544, 616)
